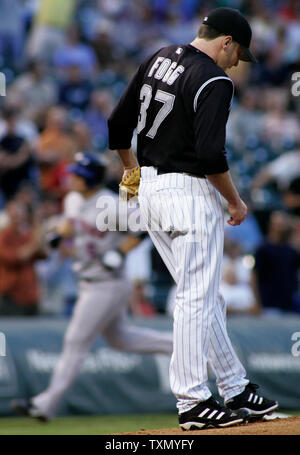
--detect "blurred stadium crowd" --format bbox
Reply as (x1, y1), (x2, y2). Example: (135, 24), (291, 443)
(0, 0), (300, 318)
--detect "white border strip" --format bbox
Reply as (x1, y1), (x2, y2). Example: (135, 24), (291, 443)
(193, 76), (234, 112)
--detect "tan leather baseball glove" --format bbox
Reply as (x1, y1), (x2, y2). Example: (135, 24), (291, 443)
(119, 166), (140, 201)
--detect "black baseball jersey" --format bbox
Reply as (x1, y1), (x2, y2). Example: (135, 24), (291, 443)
(108, 44), (234, 176)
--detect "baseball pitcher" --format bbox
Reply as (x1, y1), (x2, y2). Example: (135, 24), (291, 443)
(108, 8), (278, 430)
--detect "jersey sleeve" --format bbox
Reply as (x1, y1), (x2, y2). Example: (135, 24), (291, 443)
(193, 78), (233, 175)
(108, 67), (143, 150)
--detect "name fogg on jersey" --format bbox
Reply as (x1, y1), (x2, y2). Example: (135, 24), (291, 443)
(148, 55), (185, 85)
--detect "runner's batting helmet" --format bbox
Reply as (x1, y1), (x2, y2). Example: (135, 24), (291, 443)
(68, 152), (107, 187)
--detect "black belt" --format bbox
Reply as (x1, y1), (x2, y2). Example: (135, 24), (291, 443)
(81, 278), (100, 283)
(157, 168), (174, 175)
(157, 168), (205, 178)
(80, 277), (121, 284)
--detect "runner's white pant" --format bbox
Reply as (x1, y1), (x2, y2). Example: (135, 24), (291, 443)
(32, 279), (173, 418)
(139, 167), (248, 414)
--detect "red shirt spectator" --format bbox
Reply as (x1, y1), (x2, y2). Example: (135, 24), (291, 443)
(0, 200), (47, 315)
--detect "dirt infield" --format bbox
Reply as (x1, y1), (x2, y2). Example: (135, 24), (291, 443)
(117, 416), (300, 435)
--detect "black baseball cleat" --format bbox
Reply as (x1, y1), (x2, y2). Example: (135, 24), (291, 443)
(178, 396), (249, 431)
(11, 399), (49, 423)
(225, 383), (278, 420)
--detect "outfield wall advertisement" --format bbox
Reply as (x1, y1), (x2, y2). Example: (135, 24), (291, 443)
(0, 315), (299, 416)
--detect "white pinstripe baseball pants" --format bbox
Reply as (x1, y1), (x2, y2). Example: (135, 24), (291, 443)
(139, 167), (248, 414)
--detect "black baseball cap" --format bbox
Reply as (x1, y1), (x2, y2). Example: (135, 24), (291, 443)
(202, 7), (257, 63)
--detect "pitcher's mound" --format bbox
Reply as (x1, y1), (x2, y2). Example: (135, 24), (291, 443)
(117, 416), (300, 435)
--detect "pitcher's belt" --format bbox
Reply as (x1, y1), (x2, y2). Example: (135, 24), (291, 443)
(156, 168), (205, 178)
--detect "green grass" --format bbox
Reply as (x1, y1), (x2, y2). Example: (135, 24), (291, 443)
(0, 413), (178, 435)
(0, 411), (299, 435)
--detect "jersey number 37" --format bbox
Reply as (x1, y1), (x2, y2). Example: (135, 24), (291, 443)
(137, 84), (175, 139)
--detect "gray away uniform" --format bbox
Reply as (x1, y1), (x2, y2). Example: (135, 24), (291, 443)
(31, 188), (173, 419)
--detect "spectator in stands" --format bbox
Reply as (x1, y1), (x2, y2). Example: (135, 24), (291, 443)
(225, 197), (263, 253)
(7, 59), (57, 124)
(251, 147), (300, 215)
(283, 177), (300, 216)
(226, 88), (262, 150)
(84, 90), (114, 151)
(220, 240), (260, 315)
(53, 25), (98, 76)
(0, 108), (36, 202)
(91, 26), (117, 70)
(252, 149), (300, 194)
(248, 3), (278, 58)
(0, 183), (38, 228)
(58, 64), (93, 112)
(260, 88), (299, 151)
(279, 0), (300, 22)
(0, 0), (25, 70)
(279, 1), (300, 63)
(128, 279), (157, 318)
(254, 25), (293, 86)
(34, 106), (76, 198)
(0, 99), (39, 145)
(71, 122), (93, 153)
(0, 198), (46, 316)
(252, 211), (300, 314)
(26, 0), (76, 62)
